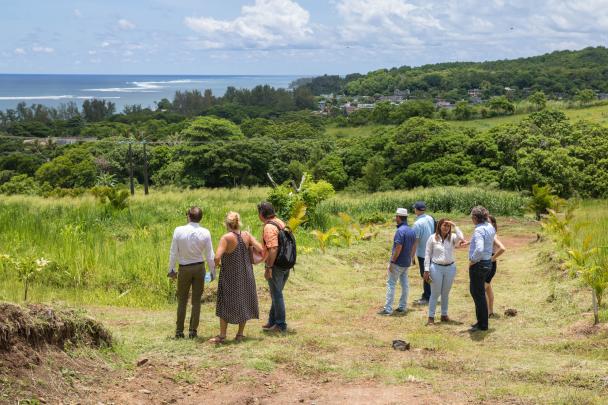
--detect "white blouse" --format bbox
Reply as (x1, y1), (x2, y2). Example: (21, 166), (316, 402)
(424, 227), (464, 272)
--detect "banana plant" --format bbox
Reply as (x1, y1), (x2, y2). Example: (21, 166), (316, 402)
(351, 223), (377, 241)
(287, 201), (307, 232)
(566, 236), (608, 325)
(311, 227), (338, 253)
(542, 209), (575, 251)
(336, 212), (355, 246)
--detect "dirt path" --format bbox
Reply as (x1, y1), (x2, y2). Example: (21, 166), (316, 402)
(96, 362), (465, 405)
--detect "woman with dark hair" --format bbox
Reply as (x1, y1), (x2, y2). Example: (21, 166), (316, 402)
(486, 215), (506, 318)
(423, 218), (465, 324)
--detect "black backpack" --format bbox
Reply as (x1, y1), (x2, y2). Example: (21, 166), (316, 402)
(266, 221), (297, 269)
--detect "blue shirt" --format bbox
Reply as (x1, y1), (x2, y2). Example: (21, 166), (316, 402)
(469, 222), (496, 263)
(392, 222), (416, 267)
(413, 214), (435, 257)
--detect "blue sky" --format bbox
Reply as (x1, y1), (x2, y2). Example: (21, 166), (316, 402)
(2, 0), (607, 75)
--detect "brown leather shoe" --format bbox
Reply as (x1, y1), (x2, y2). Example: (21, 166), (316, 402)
(441, 315), (451, 322)
(426, 317), (435, 325)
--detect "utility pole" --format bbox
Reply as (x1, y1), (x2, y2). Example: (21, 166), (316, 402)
(128, 140), (135, 196)
(142, 140), (149, 195)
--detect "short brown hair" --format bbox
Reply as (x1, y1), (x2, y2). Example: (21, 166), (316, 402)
(257, 202), (276, 219)
(470, 206), (487, 224)
(187, 206), (203, 223)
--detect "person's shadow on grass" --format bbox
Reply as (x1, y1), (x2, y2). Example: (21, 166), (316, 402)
(465, 328), (495, 341)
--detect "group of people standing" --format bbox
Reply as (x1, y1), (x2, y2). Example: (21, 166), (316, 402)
(167, 200), (505, 342)
(167, 202), (290, 343)
(379, 202), (505, 332)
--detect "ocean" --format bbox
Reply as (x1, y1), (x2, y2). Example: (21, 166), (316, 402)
(0, 74), (302, 112)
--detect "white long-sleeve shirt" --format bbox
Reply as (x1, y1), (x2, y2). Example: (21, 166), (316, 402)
(168, 222), (215, 273)
(424, 227), (464, 272)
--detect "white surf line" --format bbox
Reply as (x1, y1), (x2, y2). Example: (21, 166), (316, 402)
(0, 95), (121, 100)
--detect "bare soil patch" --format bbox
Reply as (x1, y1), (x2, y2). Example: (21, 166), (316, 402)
(567, 319), (608, 337)
(0, 303), (113, 403)
(96, 361), (466, 405)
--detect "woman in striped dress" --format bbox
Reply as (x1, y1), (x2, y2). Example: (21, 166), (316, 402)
(209, 212), (263, 343)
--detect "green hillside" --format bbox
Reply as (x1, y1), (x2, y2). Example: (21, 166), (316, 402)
(298, 47), (608, 100)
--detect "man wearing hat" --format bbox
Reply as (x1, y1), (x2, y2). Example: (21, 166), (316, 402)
(378, 208), (416, 315)
(411, 201), (435, 305)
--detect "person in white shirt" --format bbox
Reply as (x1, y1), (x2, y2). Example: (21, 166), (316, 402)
(168, 206), (215, 339)
(423, 219), (466, 325)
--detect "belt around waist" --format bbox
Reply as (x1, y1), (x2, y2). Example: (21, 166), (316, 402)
(470, 259), (492, 265)
(179, 261), (204, 267)
(432, 261), (454, 266)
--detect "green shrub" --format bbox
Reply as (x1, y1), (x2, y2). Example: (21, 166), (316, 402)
(0, 174), (40, 195)
(267, 178), (335, 224)
(90, 186), (130, 210)
(357, 212), (388, 225)
(528, 184), (563, 220)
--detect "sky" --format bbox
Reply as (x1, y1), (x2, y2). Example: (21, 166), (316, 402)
(1, 0), (608, 75)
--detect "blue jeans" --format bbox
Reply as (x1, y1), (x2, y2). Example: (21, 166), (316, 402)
(268, 265), (290, 331)
(384, 263), (409, 313)
(428, 263), (456, 317)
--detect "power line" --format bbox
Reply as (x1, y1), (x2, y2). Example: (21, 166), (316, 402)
(0, 134), (332, 145)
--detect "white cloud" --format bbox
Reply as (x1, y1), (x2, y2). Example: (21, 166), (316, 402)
(32, 46), (55, 53)
(73, 9), (82, 17)
(184, 0), (313, 49)
(328, 0), (608, 63)
(14, 48), (26, 55)
(335, 0), (442, 47)
(118, 19), (136, 30)
(101, 41), (111, 48)
(88, 50), (97, 55)
(545, 0), (608, 32)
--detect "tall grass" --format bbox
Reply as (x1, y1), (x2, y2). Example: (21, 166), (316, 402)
(571, 200), (608, 322)
(0, 188), (289, 307)
(0, 187), (526, 307)
(313, 187), (526, 228)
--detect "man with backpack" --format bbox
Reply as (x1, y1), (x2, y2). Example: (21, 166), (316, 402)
(258, 201), (296, 333)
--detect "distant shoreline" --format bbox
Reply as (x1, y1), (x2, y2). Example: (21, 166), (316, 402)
(0, 74), (305, 111)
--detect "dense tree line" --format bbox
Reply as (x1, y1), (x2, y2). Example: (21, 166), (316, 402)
(2, 109), (608, 199)
(0, 84), (316, 140)
(297, 47), (608, 100)
(3, 48), (608, 198)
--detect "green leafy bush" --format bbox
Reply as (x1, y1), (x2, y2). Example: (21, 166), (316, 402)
(0, 174), (39, 195)
(90, 186), (130, 210)
(267, 178), (335, 225)
(528, 184), (563, 220)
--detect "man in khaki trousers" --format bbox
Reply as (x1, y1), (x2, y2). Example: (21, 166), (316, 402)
(168, 207), (215, 339)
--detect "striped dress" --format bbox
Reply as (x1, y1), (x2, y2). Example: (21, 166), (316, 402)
(216, 232), (259, 324)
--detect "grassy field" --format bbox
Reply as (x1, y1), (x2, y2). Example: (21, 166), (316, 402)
(448, 103), (608, 131)
(0, 187), (525, 308)
(1, 190), (607, 404)
(322, 103), (608, 136)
